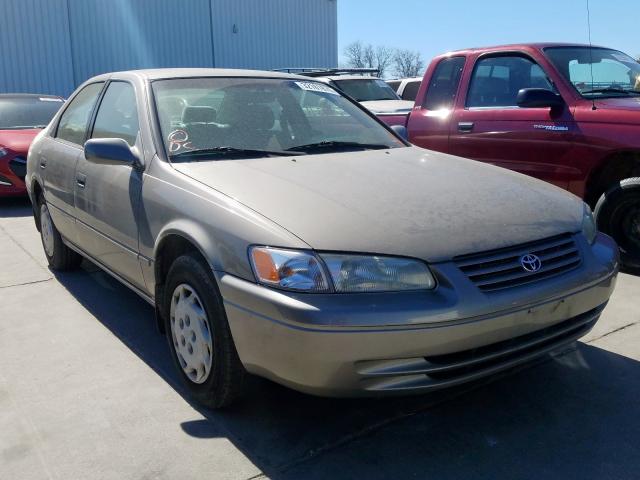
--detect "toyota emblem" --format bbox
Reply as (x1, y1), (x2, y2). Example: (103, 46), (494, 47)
(520, 254), (542, 273)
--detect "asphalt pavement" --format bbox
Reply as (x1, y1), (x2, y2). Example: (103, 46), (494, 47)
(1, 197), (639, 480)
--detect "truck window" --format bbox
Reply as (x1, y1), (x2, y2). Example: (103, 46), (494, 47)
(422, 57), (465, 110)
(386, 80), (401, 92)
(467, 55), (554, 108)
(401, 80), (421, 101)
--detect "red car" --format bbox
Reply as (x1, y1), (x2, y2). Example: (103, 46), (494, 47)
(379, 43), (640, 269)
(0, 94), (64, 196)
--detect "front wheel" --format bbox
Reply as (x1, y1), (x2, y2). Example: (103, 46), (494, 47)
(38, 195), (82, 271)
(163, 253), (245, 408)
(594, 177), (640, 270)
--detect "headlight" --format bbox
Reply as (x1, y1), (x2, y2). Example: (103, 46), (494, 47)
(249, 246), (436, 293)
(582, 204), (597, 245)
(250, 247), (329, 292)
(0, 147), (7, 158)
(321, 254), (436, 292)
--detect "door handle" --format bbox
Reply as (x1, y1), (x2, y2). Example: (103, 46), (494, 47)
(40, 158), (47, 169)
(76, 173), (87, 189)
(458, 122), (474, 132)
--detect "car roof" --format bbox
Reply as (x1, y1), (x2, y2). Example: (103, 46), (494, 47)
(0, 93), (63, 99)
(442, 42), (610, 57)
(87, 68), (314, 83)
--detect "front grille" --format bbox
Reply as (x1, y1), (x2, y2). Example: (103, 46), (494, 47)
(455, 233), (581, 291)
(9, 156), (27, 180)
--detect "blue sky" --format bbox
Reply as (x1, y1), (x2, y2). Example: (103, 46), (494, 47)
(338, 0), (639, 68)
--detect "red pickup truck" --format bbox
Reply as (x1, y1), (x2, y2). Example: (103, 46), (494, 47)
(381, 43), (640, 269)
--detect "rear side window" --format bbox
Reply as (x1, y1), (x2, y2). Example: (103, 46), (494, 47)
(56, 82), (104, 145)
(91, 82), (139, 146)
(467, 55), (554, 108)
(386, 80), (401, 92)
(423, 57), (465, 110)
(401, 80), (421, 101)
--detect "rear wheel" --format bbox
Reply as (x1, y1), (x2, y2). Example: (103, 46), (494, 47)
(594, 177), (640, 270)
(38, 194), (82, 271)
(163, 253), (245, 408)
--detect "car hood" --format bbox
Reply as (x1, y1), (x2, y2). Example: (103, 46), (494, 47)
(173, 147), (583, 262)
(0, 129), (41, 153)
(594, 96), (640, 112)
(360, 99), (414, 114)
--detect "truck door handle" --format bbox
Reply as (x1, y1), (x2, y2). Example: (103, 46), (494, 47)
(76, 173), (87, 188)
(40, 158), (47, 169)
(458, 122), (474, 132)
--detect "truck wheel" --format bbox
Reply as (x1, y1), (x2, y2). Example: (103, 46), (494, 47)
(163, 253), (245, 408)
(594, 177), (640, 270)
(37, 194), (82, 271)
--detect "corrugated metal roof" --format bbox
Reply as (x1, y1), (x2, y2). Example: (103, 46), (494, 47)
(0, 0), (337, 96)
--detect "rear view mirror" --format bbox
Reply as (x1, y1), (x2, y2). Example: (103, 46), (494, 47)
(517, 88), (564, 110)
(391, 124), (409, 141)
(84, 138), (139, 166)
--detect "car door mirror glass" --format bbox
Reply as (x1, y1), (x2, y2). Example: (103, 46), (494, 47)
(84, 138), (138, 166)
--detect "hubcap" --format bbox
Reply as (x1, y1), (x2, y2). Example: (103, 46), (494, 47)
(622, 204), (640, 251)
(40, 204), (55, 258)
(169, 284), (213, 384)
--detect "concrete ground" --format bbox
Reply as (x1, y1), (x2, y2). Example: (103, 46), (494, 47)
(1, 196), (639, 480)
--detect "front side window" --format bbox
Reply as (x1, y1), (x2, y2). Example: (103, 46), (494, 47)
(544, 47), (640, 98)
(91, 82), (139, 146)
(467, 56), (554, 108)
(0, 96), (64, 130)
(56, 82), (104, 145)
(332, 78), (400, 101)
(152, 77), (405, 161)
(423, 57), (465, 110)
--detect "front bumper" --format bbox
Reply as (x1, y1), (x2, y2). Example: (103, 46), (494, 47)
(218, 233), (619, 397)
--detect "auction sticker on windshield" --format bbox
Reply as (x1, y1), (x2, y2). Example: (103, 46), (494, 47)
(294, 81), (339, 95)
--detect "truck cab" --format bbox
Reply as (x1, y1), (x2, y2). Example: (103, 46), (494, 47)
(401, 43), (640, 269)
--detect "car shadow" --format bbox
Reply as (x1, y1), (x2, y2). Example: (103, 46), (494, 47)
(0, 197), (32, 218)
(53, 263), (640, 480)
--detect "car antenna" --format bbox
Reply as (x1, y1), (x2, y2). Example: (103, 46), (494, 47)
(586, 0), (597, 110)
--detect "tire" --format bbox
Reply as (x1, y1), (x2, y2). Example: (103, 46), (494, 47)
(594, 177), (640, 270)
(37, 194), (82, 271)
(162, 253), (245, 408)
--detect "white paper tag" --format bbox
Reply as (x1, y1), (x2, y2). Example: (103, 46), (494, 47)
(294, 81), (339, 95)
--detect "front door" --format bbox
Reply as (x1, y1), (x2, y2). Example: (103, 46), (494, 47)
(448, 54), (577, 190)
(74, 81), (145, 289)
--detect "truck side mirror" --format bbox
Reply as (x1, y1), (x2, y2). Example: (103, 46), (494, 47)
(517, 88), (564, 110)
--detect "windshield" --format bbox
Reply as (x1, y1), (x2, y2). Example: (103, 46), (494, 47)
(544, 47), (640, 98)
(0, 96), (64, 129)
(332, 78), (401, 101)
(152, 77), (404, 161)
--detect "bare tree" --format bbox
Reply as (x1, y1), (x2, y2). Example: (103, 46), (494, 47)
(375, 46), (395, 78)
(343, 41), (365, 68)
(363, 44), (376, 70)
(393, 49), (425, 78)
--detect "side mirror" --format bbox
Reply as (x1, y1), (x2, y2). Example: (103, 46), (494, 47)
(390, 124), (409, 141)
(517, 88), (564, 110)
(84, 138), (139, 166)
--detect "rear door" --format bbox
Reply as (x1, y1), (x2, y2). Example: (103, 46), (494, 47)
(74, 80), (145, 288)
(43, 82), (105, 243)
(448, 53), (576, 189)
(407, 56), (466, 153)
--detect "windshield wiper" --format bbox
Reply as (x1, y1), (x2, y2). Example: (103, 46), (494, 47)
(582, 87), (640, 96)
(170, 146), (301, 161)
(286, 141), (392, 153)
